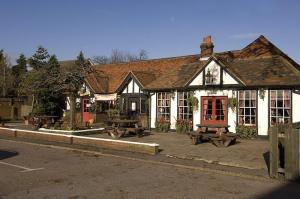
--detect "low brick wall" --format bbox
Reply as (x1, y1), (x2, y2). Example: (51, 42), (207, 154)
(73, 136), (159, 155)
(0, 127), (16, 137)
(0, 127), (159, 155)
(16, 129), (72, 144)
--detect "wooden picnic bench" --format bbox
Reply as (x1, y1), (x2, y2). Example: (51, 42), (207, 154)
(188, 124), (237, 147)
(32, 115), (59, 130)
(105, 119), (146, 139)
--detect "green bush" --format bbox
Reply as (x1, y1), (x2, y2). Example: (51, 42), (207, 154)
(176, 119), (193, 134)
(236, 125), (257, 138)
(155, 118), (170, 133)
(108, 108), (120, 119)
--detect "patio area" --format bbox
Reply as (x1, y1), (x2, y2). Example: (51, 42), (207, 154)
(88, 131), (269, 171)
(3, 122), (269, 171)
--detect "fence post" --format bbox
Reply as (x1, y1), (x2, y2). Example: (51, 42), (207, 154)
(285, 127), (299, 180)
(269, 126), (278, 178)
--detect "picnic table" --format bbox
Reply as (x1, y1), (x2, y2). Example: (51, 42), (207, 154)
(32, 115), (59, 130)
(105, 119), (146, 139)
(188, 124), (237, 147)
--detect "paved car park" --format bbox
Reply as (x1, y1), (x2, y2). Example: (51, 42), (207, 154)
(1, 139), (300, 199)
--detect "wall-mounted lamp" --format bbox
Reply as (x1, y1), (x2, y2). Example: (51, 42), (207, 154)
(259, 88), (266, 99)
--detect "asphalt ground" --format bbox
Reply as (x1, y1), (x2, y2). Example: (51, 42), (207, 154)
(1, 139), (300, 199)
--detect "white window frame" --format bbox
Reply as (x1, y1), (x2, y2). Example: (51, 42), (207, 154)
(177, 92), (193, 121)
(269, 90), (291, 126)
(238, 90), (257, 126)
(157, 92), (171, 121)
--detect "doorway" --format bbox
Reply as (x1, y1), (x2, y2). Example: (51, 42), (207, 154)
(201, 96), (228, 125)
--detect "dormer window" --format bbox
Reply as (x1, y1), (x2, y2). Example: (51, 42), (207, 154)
(205, 69), (214, 84)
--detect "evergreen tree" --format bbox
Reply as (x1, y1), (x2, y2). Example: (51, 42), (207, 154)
(28, 46), (50, 70)
(24, 47), (65, 117)
(12, 54), (27, 96)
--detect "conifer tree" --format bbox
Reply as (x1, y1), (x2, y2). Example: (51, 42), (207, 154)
(12, 54), (27, 96)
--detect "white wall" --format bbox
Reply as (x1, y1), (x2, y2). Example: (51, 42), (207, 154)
(122, 79), (142, 94)
(190, 71), (203, 86)
(293, 92), (300, 123)
(257, 89), (269, 136)
(134, 81), (140, 93)
(170, 91), (177, 129)
(223, 70), (239, 85)
(127, 79), (133, 93)
(192, 90), (201, 130)
(150, 93), (157, 128)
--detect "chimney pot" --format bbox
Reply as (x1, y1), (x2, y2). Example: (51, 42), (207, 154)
(200, 35), (214, 59)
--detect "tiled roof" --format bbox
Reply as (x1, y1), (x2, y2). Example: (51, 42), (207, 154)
(145, 61), (208, 90)
(68, 35), (300, 93)
(131, 71), (157, 87)
(92, 55), (200, 93)
(223, 56), (300, 86)
(59, 60), (109, 93)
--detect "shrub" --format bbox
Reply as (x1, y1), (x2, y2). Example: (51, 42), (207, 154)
(176, 119), (193, 134)
(228, 97), (237, 112)
(155, 117), (170, 133)
(108, 108), (120, 119)
(236, 125), (257, 138)
(187, 96), (198, 110)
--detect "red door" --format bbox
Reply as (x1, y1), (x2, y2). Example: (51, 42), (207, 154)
(201, 96), (228, 125)
(82, 99), (90, 122)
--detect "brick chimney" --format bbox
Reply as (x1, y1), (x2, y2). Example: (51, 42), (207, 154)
(200, 35), (214, 60)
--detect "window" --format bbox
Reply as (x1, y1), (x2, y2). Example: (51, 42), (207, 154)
(270, 90), (291, 125)
(178, 92), (193, 121)
(238, 90), (256, 125)
(157, 92), (171, 121)
(140, 99), (147, 114)
(83, 99), (90, 112)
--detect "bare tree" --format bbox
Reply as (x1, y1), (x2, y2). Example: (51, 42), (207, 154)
(92, 49), (148, 65)
(92, 55), (110, 65)
(138, 49), (148, 60)
(0, 50), (12, 97)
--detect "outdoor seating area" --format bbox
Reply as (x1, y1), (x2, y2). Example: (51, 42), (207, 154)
(188, 124), (238, 147)
(105, 119), (148, 139)
(88, 130), (268, 170)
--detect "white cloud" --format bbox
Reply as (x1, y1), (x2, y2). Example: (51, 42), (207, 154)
(229, 33), (261, 39)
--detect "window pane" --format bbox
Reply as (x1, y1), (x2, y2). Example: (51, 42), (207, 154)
(238, 90), (256, 125)
(277, 90), (283, 99)
(270, 90), (291, 126)
(177, 92), (193, 124)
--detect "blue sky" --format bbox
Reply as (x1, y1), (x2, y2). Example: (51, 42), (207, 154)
(1, 0), (300, 64)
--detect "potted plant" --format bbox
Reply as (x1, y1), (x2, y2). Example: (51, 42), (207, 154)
(228, 97), (237, 112)
(175, 119), (193, 133)
(187, 96), (199, 110)
(155, 117), (170, 133)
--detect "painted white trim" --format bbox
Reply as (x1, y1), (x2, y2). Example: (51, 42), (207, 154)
(38, 128), (104, 134)
(74, 135), (159, 147)
(0, 127), (158, 147)
(292, 91), (300, 123)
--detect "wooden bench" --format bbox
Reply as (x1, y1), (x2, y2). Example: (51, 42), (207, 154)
(188, 124), (237, 147)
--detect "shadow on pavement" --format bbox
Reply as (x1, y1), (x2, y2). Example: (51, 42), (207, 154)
(0, 150), (18, 160)
(263, 151), (270, 174)
(256, 177), (300, 199)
